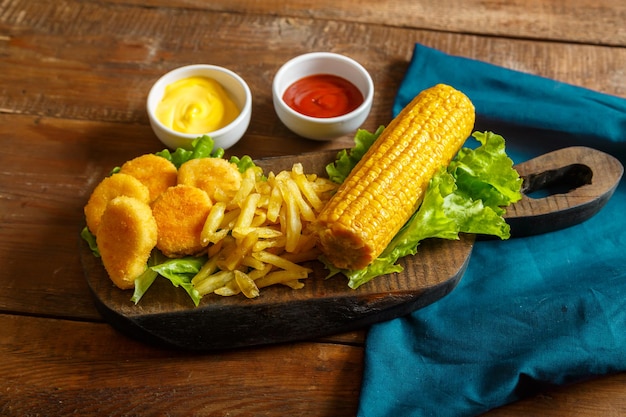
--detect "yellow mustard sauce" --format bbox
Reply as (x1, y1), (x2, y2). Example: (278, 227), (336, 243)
(156, 76), (239, 134)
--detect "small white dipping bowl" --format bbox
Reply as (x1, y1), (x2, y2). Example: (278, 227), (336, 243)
(272, 52), (374, 141)
(147, 64), (252, 150)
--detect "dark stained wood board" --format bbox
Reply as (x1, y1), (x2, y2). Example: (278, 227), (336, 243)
(81, 146), (622, 351)
(501, 146), (623, 237)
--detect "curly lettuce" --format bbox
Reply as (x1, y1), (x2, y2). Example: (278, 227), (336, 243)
(324, 130), (523, 289)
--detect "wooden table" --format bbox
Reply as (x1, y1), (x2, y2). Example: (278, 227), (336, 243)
(1, 0), (625, 415)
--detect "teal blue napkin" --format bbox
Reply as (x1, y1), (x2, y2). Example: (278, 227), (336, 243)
(358, 44), (626, 417)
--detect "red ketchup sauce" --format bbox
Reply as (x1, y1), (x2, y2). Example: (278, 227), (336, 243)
(282, 74), (364, 118)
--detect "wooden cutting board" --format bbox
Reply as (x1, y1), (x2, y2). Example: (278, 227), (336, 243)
(80, 146), (622, 350)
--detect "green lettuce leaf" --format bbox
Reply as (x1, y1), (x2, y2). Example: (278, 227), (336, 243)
(156, 134), (256, 174)
(450, 131), (523, 214)
(156, 135), (225, 168)
(131, 250), (163, 304)
(324, 130), (523, 289)
(229, 154), (258, 173)
(150, 256), (206, 306)
(326, 126), (384, 183)
(80, 226), (100, 257)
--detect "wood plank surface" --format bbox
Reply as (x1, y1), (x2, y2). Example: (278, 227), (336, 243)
(1, 0), (625, 415)
(0, 314), (364, 416)
(1, 1), (625, 128)
(3, 313), (626, 416)
(105, 0), (626, 46)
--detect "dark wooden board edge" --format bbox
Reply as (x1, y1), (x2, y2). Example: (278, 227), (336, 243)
(503, 146), (624, 237)
(80, 234), (474, 350)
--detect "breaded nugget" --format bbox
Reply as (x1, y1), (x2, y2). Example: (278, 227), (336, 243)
(84, 173), (150, 235)
(96, 196), (158, 290)
(178, 157), (242, 201)
(119, 154), (178, 202)
(152, 184), (213, 257)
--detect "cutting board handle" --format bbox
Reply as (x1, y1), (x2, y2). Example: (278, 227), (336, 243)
(503, 146), (623, 237)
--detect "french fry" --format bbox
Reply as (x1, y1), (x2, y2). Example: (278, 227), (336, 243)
(231, 167), (258, 208)
(214, 281), (240, 296)
(191, 256), (219, 285)
(285, 177), (316, 222)
(241, 255), (266, 270)
(212, 187), (232, 203)
(266, 174), (283, 222)
(219, 208), (241, 229)
(291, 163), (325, 211)
(234, 270), (259, 298)
(214, 261), (271, 296)
(249, 264), (272, 280)
(311, 176), (337, 194)
(277, 180), (302, 252)
(194, 270), (235, 296)
(201, 201), (228, 245)
(234, 192), (261, 229)
(251, 210), (267, 227)
(281, 280), (305, 290)
(219, 232), (258, 271)
(252, 251), (312, 276)
(189, 162), (338, 300)
(255, 177), (272, 197)
(253, 236), (287, 252)
(255, 270), (309, 288)
(232, 226), (282, 240)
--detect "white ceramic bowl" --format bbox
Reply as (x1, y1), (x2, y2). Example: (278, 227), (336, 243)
(147, 64), (252, 150)
(272, 52), (374, 141)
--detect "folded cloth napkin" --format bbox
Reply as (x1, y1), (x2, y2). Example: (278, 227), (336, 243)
(357, 43), (626, 417)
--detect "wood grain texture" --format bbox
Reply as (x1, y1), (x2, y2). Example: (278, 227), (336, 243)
(505, 147), (624, 237)
(1, 0), (625, 129)
(0, 314), (363, 416)
(104, 0), (626, 46)
(486, 374), (626, 417)
(1, 0), (626, 415)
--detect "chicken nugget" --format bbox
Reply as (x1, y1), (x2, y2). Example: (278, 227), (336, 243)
(84, 173), (150, 235)
(178, 157), (242, 201)
(96, 196), (158, 290)
(152, 184), (213, 257)
(119, 153), (178, 202)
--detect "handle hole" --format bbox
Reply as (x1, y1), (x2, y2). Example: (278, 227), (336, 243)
(522, 163), (592, 199)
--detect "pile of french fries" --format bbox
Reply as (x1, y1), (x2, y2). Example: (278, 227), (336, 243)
(191, 163), (338, 298)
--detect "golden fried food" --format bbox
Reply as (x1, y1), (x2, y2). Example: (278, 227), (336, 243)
(178, 157), (242, 201)
(191, 163), (338, 298)
(84, 173), (150, 235)
(96, 196), (158, 290)
(119, 154), (178, 202)
(152, 184), (213, 257)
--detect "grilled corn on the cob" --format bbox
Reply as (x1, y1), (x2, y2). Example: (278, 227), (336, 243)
(314, 83), (475, 270)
